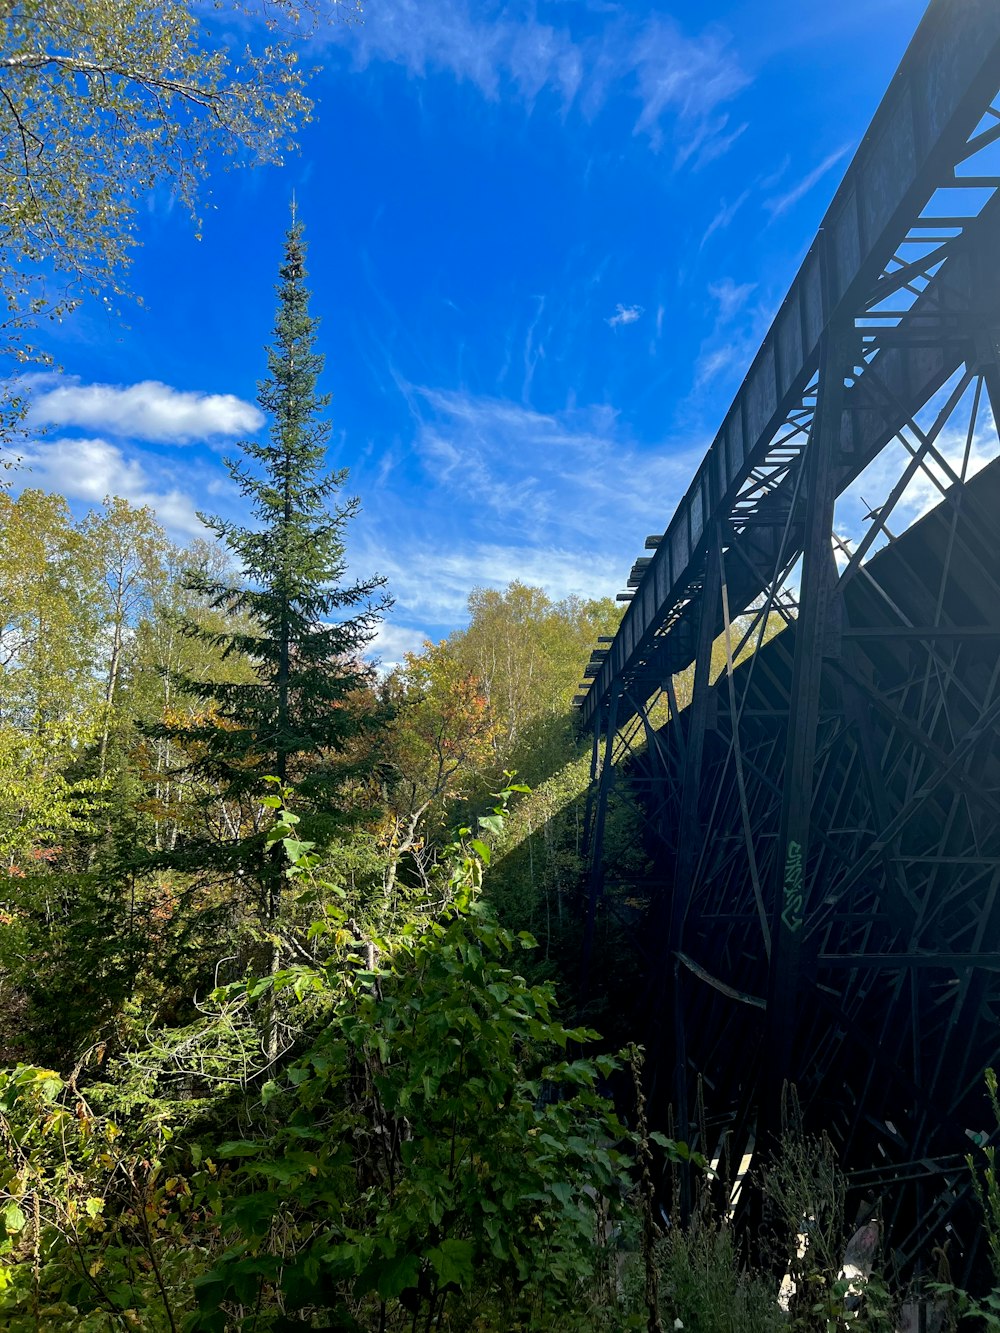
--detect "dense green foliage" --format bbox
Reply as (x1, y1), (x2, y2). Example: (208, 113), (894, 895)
(3, 465), (998, 1326)
(0, 799), (652, 1330)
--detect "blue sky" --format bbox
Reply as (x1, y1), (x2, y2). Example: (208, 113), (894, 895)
(19, 0), (932, 666)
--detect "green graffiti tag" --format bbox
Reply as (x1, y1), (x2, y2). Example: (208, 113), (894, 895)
(781, 839), (804, 932)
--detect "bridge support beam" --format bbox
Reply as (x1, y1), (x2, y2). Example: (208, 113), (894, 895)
(572, 4), (1000, 1279)
(579, 689), (619, 1006)
(759, 324), (851, 1152)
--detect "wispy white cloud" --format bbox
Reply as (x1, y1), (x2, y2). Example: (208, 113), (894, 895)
(690, 119), (748, 169)
(328, 2), (749, 159)
(701, 188), (750, 248)
(760, 154), (791, 190)
(765, 144), (851, 218)
(368, 621), (432, 673)
(18, 437), (205, 536)
(630, 20), (750, 152)
(709, 278), (756, 324)
(346, 383), (706, 637)
(409, 387), (702, 525)
(607, 302), (644, 329)
(373, 541), (628, 629)
(692, 278), (771, 398)
(523, 294), (547, 401)
(695, 343), (745, 387)
(27, 378), (263, 444)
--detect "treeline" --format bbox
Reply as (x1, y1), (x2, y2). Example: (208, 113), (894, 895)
(0, 486), (620, 1059)
(0, 505), (636, 1331)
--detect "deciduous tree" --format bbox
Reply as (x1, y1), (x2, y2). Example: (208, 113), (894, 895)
(0, 488), (101, 732)
(84, 497), (168, 776)
(379, 640), (498, 896)
(454, 582), (621, 780)
(0, 0), (352, 457)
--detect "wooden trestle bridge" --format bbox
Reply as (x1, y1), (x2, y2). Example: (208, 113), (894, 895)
(575, 0), (1000, 1283)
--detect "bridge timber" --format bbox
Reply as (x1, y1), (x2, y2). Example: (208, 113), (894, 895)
(576, 0), (1000, 1281)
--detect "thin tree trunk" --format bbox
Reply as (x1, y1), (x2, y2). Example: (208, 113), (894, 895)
(97, 625), (122, 777)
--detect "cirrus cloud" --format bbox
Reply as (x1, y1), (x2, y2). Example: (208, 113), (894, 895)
(328, 1), (750, 160)
(765, 144), (851, 219)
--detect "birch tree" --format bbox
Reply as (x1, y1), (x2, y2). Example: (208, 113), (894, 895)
(0, 0), (353, 454)
(85, 496), (167, 776)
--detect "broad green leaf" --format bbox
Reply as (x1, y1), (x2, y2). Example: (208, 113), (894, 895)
(427, 1238), (474, 1290)
(373, 1250), (420, 1301)
(549, 1181), (573, 1206)
(282, 837), (315, 862)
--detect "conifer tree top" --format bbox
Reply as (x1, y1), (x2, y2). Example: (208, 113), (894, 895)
(146, 213), (391, 811)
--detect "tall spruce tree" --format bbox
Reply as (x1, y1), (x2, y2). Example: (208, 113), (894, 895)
(146, 216), (390, 891)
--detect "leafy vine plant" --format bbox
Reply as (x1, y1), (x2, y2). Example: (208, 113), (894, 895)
(0, 779), (691, 1331)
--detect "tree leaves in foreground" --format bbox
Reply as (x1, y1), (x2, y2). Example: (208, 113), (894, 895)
(0, 0), (323, 461)
(0, 794), (656, 1331)
(0, 1), (349, 372)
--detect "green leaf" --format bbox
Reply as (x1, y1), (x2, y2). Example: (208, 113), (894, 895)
(373, 1250), (421, 1301)
(292, 972), (318, 1001)
(427, 1238), (474, 1290)
(282, 837), (315, 862)
(217, 1140), (262, 1158)
(470, 838), (491, 865)
(649, 1131), (677, 1151)
(2, 1201), (26, 1234)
